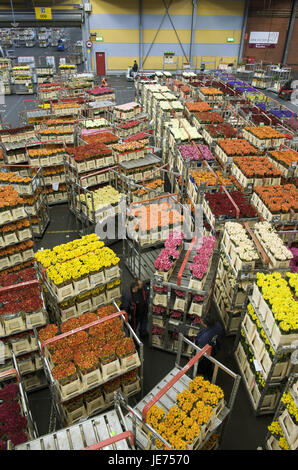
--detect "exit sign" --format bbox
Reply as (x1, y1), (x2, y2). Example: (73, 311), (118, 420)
(35, 7), (52, 20)
(96, 36), (104, 42)
(227, 37), (235, 42)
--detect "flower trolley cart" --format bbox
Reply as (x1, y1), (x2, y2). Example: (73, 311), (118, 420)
(149, 233), (219, 354)
(0, 356), (38, 449)
(34, 303), (144, 428)
(12, 394), (135, 450)
(124, 334), (241, 450)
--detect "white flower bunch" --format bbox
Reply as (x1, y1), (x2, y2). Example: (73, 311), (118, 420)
(162, 92), (176, 101)
(160, 101), (172, 110)
(225, 222), (259, 261)
(253, 221), (293, 261)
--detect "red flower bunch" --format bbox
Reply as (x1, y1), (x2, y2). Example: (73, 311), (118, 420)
(66, 331), (88, 349)
(194, 111), (224, 124)
(83, 132), (119, 146)
(206, 123), (238, 139)
(67, 143), (111, 162)
(205, 191), (257, 219)
(51, 347), (74, 365)
(117, 120), (140, 130)
(60, 317), (80, 333)
(73, 350), (99, 374)
(0, 384), (19, 401)
(52, 361), (77, 382)
(97, 304), (117, 318)
(77, 312), (98, 327)
(38, 324), (58, 343)
(121, 369), (138, 385)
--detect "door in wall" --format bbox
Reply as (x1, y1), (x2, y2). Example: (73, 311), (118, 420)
(96, 52), (106, 76)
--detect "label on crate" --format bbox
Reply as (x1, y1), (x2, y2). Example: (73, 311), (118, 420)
(52, 182), (59, 191)
(253, 359), (262, 372)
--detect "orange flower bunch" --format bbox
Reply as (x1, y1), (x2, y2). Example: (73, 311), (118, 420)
(134, 179), (164, 196)
(43, 166), (64, 176)
(0, 239), (33, 257)
(0, 172), (30, 184)
(28, 147), (64, 158)
(233, 156), (282, 177)
(180, 85), (191, 93)
(218, 138), (258, 156)
(46, 184), (66, 194)
(131, 202), (183, 232)
(0, 218), (30, 234)
(185, 101), (211, 112)
(46, 119), (75, 126)
(254, 183), (298, 213)
(40, 128), (72, 135)
(269, 149), (298, 167)
(190, 169), (232, 187)
(245, 126), (285, 139)
(173, 80), (183, 87)
(200, 87), (223, 96)
(0, 186), (24, 210)
(52, 103), (80, 110)
(0, 259), (34, 277)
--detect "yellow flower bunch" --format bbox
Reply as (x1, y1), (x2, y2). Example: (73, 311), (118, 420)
(35, 234), (103, 268)
(256, 272), (298, 333)
(287, 272), (298, 296)
(281, 391), (298, 421)
(268, 421), (283, 437)
(278, 436), (290, 450)
(106, 279), (121, 289)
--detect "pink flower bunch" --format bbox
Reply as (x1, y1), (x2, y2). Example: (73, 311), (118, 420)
(153, 305), (166, 315)
(155, 231), (184, 271)
(152, 327), (164, 335)
(193, 295), (204, 303)
(170, 310), (182, 319)
(189, 236), (216, 280)
(175, 290), (186, 298)
(164, 230), (184, 249)
(178, 144), (201, 162)
(197, 144), (214, 161)
(153, 285), (168, 293)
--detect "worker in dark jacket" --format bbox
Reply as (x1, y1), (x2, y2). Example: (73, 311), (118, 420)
(121, 279), (149, 339)
(195, 311), (223, 380)
(132, 60), (138, 73)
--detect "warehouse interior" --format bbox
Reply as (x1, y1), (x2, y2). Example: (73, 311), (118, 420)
(0, 0), (297, 453)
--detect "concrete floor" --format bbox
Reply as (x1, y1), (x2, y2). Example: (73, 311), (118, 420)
(3, 74), (291, 450)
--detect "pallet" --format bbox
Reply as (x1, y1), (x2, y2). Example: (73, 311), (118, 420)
(14, 409), (131, 450)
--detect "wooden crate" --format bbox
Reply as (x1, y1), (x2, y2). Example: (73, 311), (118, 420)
(235, 342), (246, 370)
(119, 352), (141, 372)
(60, 305), (77, 322)
(80, 368), (102, 391)
(63, 404), (87, 426)
(279, 409), (298, 449)
(252, 332), (265, 360)
(271, 325), (298, 349)
(76, 298), (93, 315)
(10, 336), (31, 356)
(101, 358), (121, 382)
(85, 394), (105, 416)
(266, 435), (282, 451)
(121, 378), (141, 397)
(243, 314), (256, 343)
(243, 362), (255, 390)
(92, 292), (107, 309)
(57, 377), (82, 402)
(25, 310), (47, 329)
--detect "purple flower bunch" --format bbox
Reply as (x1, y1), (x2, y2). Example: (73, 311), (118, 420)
(189, 236), (216, 280)
(154, 231), (184, 272)
(0, 384), (19, 402)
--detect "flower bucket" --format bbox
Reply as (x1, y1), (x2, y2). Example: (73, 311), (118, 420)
(3, 312), (25, 335)
(76, 298), (93, 315)
(106, 286), (121, 303)
(25, 309), (47, 329)
(22, 248), (35, 262)
(80, 367), (102, 391)
(121, 378), (141, 398)
(89, 270), (106, 287)
(119, 351), (141, 372)
(279, 409), (298, 449)
(52, 281), (74, 303)
(0, 210), (13, 225)
(101, 358), (121, 382)
(10, 335), (31, 356)
(57, 374), (82, 401)
(60, 305), (77, 322)
(85, 393), (105, 416)
(10, 253), (24, 266)
(18, 356), (35, 375)
(92, 291), (107, 309)
(73, 276), (90, 296)
(63, 402), (87, 426)
(105, 265), (120, 282)
(3, 232), (19, 245)
(17, 228), (32, 242)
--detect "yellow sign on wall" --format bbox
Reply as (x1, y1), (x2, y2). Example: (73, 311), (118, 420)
(35, 7), (52, 20)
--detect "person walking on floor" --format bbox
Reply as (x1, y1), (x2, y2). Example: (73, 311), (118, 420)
(101, 77), (107, 87)
(132, 60), (138, 73)
(120, 278), (149, 339)
(194, 311), (223, 381)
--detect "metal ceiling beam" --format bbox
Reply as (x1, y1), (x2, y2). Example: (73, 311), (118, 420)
(0, 10), (83, 25)
(238, 0), (249, 63)
(142, 0), (173, 68)
(189, 0), (198, 68)
(282, 0), (298, 65)
(162, 0), (189, 61)
(139, 0), (143, 70)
